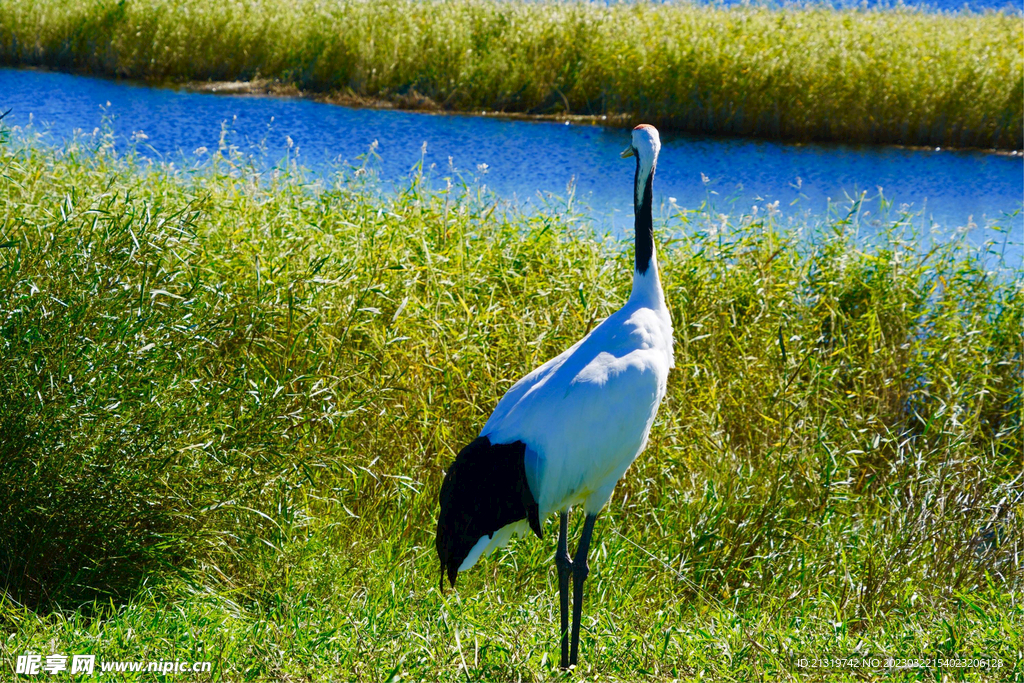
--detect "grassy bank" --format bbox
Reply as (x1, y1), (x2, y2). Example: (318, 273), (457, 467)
(1, 131), (1022, 680)
(1, 0), (1022, 150)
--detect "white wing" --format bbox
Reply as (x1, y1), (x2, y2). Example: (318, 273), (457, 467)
(481, 301), (673, 517)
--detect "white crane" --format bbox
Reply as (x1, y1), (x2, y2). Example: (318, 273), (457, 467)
(436, 124), (674, 669)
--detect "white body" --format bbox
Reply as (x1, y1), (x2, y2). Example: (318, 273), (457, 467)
(459, 263), (674, 571)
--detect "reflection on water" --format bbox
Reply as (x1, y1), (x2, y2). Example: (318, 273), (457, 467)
(1, 67), (1021, 258)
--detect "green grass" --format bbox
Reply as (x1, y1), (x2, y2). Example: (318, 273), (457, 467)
(1, 0), (1022, 149)
(0, 130), (1022, 681)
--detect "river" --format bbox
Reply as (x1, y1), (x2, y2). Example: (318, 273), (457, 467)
(1, 67), (1021, 258)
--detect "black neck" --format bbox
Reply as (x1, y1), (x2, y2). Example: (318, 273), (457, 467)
(634, 159), (654, 275)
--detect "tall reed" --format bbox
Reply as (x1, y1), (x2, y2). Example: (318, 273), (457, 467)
(1, 0), (1021, 148)
(0, 128), (1020, 677)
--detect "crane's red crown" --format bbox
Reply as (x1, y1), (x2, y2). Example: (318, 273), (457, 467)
(633, 124), (656, 132)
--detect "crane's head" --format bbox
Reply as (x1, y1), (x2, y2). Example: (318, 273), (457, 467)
(621, 124), (661, 209)
(620, 124), (661, 164)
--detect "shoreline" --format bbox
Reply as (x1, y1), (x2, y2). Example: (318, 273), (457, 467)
(181, 78), (634, 130)
(181, 78), (1024, 157)
(3, 64), (1021, 157)
(163, 75), (1024, 157)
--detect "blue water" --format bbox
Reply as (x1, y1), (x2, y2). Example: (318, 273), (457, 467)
(2, 67), (1021, 257)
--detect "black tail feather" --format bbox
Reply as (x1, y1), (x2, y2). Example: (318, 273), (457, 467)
(436, 437), (542, 587)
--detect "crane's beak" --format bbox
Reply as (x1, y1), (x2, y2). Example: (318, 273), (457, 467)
(620, 145), (635, 158)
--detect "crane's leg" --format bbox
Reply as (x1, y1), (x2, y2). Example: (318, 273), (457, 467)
(555, 511), (573, 670)
(569, 513), (597, 667)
